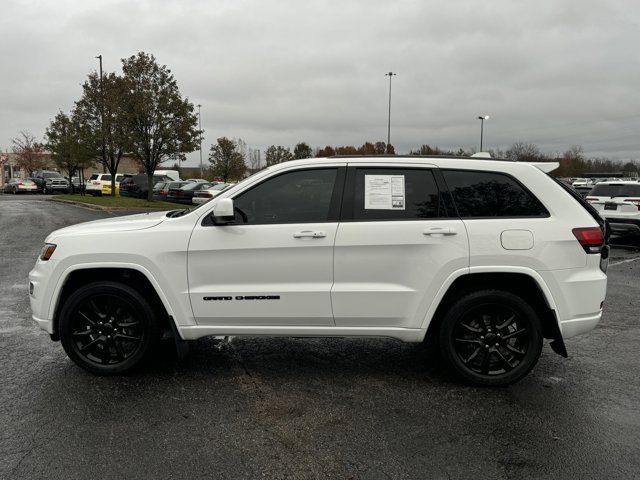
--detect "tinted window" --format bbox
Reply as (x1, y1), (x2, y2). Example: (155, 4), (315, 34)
(443, 170), (548, 217)
(234, 168), (337, 224)
(351, 168), (443, 221)
(89, 174), (99, 180)
(101, 174), (112, 181)
(43, 172), (63, 178)
(590, 183), (640, 197)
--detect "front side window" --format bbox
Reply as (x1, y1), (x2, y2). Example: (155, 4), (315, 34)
(233, 168), (338, 224)
(350, 168), (444, 221)
(442, 169), (548, 218)
(101, 174), (112, 181)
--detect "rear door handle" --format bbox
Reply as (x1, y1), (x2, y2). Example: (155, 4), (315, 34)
(293, 230), (327, 239)
(423, 227), (457, 236)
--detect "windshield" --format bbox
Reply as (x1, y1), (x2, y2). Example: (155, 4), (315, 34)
(590, 183), (640, 197)
(43, 172), (63, 178)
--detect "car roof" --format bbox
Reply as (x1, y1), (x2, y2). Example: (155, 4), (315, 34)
(593, 180), (639, 185)
(265, 155), (558, 173)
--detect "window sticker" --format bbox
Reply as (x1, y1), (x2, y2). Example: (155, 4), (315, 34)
(364, 175), (405, 210)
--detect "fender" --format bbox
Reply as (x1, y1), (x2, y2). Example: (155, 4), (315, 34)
(419, 265), (562, 334)
(47, 261), (193, 330)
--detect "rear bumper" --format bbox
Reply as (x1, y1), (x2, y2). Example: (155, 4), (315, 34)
(539, 256), (607, 339)
(559, 311), (602, 338)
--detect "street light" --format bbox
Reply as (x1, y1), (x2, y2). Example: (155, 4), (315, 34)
(197, 104), (203, 177)
(477, 115), (490, 152)
(385, 72), (396, 150)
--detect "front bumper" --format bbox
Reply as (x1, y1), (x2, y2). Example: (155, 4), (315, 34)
(29, 259), (57, 334)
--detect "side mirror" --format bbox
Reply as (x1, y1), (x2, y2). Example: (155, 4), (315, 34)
(212, 198), (235, 224)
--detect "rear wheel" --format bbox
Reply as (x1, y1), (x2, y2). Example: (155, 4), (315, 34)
(439, 290), (543, 386)
(59, 281), (159, 375)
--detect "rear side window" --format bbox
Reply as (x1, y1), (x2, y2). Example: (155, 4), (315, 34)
(590, 184), (640, 197)
(350, 168), (444, 221)
(442, 170), (548, 218)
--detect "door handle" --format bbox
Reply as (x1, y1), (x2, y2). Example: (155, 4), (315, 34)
(293, 230), (327, 239)
(423, 227), (457, 236)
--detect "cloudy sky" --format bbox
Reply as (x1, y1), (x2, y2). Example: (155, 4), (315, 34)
(1, 0), (639, 166)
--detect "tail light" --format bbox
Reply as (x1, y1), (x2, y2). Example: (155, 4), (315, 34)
(572, 227), (604, 254)
(18, 182), (24, 186)
(623, 199), (640, 210)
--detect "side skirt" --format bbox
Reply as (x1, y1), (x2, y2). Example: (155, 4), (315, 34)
(178, 325), (426, 343)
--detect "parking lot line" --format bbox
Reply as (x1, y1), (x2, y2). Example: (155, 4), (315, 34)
(609, 256), (640, 267)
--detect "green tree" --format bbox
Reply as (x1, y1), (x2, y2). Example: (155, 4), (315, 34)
(120, 52), (201, 201)
(45, 111), (94, 190)
(293, 142), (313, 159)
(208, 137), (246, 182)
(265, 145), (293, 166)
(74, 72), (129, 196)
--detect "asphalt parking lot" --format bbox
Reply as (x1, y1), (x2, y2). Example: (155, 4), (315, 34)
(1, 194), (639, 480)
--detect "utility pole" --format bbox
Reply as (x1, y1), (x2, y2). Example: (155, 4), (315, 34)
(96, 55), (106, 173)
(197, 104), (203, 177)
(385, 72), (396, 151)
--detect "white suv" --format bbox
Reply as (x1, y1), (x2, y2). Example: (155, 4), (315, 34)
(85, 173), (131, 195)
(586, 181), (640, 235)
(29, 156), (609, 386)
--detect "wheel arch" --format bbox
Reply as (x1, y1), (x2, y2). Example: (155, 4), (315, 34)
(50, 264), (177, 339)
(422, 267), (567, 357)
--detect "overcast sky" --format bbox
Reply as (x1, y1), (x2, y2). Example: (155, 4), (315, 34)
(1, 0), (639, 166)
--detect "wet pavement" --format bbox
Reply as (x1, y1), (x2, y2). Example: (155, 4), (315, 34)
(1, 194), (639, 479)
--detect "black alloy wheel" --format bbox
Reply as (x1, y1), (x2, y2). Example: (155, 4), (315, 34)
(59, 281), (158, 374)
(440, 290), (543, 386)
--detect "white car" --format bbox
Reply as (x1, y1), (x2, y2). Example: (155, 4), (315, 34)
(572, 178), (594, 188)
(85, 173), (132, 196)
(29, 156), (608, 386)
(586, 181), (640, 235)
(192, 183), (235, 205)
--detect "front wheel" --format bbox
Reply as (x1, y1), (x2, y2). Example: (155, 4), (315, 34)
(59, 281), (159, 375)
(439, 290), (543, 387)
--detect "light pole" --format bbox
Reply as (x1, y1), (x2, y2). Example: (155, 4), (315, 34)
(197, 104), (203, 177)
(385, 72), (396, 150)
(477, 115), (489, 152)
(96, 55), (105, 175)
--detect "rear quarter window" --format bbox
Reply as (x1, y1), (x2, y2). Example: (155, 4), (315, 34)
(442, 169), (548, 218)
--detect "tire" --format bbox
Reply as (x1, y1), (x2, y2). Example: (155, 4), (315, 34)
(439, 289), (543, 387)
(59, 281), (159, 375)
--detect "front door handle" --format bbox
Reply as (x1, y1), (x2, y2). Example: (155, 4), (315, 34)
(293, 230), (326, 239)
(423, 227), (457, 236)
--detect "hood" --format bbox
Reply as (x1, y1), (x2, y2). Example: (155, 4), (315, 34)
(46, 210), (169, 241)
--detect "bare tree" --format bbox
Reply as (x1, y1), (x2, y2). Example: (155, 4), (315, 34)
(12, 131), (47, 175)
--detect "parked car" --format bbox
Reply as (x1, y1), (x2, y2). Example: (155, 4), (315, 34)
(166, 182), (212, 204)
(85, 173), (132, 196)
(192, 183), (235, 205)
(586, 181), (640, 235)
(154, 181), (189, 201)
(31, 171), (70, 194)
(154, 170), (181, 181)
(572, 178), (594, 188)
(3, 178), (38, 194)
(120, 174), (170, 199)
(30, 156), (609, 386)
(185, 178), (209, 184)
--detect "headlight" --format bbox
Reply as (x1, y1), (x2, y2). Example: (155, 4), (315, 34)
(40, 243), (57, 261)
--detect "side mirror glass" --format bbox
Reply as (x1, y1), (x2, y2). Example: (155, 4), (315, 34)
(212, 198), (235, 224)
